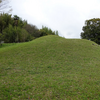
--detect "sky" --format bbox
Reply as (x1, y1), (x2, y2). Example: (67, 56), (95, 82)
(8, 0), (100, 38)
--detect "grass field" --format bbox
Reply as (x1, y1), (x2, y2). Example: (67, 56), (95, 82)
(0, 35), (100, 100)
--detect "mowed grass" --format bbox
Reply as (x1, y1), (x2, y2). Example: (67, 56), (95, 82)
(0, 35), (100, 100)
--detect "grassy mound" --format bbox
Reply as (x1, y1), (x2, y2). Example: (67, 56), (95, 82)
(0, 35), (100, 99)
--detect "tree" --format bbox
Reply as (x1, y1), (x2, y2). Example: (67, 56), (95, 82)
(3, 24), (32, 43)
(0, 13), (12, 33)
(0, 33), (4, 45)
(55, 30), (59, 36)
(39, 26), (55, 36)
(19, 28), (31, 42)
(81, 18), (100, 44)
(0, 0), (12, 13)
(3, 24), (17, 43)
(12, 15), (27, 28)
(23, 24), (41, 38)
(0, 13), (11, 44)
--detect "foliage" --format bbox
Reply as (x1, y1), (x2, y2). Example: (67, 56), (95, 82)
(12, 15), (27, 28)
(55, 30), (59, 36)
(23, 23), (41, 38)
(24, 24), (59, 39)
(0, 33), (3, 44)
(0, 13), (12, 33)
(0, 33), (3, 41)
(0, 13), (32, 43)
(3, 24), (18, 43)
(19, 28), (32, 42)
(3, 24), (32, 43)
(81, 18), (100, 44)
(39, 26), (56, 36)
(0, 13), (59, 43)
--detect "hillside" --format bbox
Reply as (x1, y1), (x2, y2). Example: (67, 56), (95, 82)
(0, 35), (100, 99)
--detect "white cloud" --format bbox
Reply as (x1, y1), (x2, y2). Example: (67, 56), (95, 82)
(10, 0), (100, 38)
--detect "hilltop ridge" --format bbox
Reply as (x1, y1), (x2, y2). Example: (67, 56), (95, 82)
(0, 35), (100, 99)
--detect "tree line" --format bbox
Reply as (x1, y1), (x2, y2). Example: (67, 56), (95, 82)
(1, 0), (100, 45)
(0, 13), (59, 43)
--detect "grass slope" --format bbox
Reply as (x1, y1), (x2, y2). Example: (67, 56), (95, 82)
(0, 35), (100, 100)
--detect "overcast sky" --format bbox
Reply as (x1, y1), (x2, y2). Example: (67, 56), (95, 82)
(9, 0), (100, 38)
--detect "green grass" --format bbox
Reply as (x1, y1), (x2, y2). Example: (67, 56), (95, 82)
(0, 43), (17, 48)
(0, 35), (100, 99)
